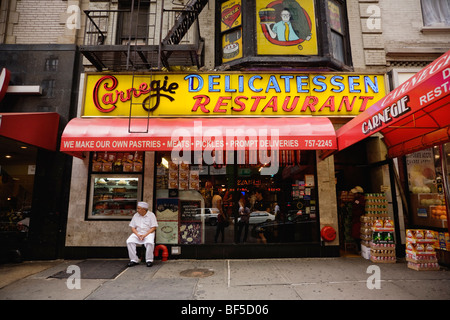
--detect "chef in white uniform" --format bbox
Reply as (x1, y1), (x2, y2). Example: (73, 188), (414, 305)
(126, 201), (158, 267)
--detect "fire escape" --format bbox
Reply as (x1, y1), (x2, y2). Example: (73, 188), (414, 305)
(80, 0), (208, 132)
(80, 0), (208, 71)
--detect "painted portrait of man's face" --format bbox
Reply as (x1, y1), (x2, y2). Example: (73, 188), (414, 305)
(280, 9), (291, 22)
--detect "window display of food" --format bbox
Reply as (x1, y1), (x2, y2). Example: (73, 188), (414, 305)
(411, 193), (447, 229)
(406, 148), (448, 230)
(88, 175), (142, 219)
(91, 151), (143, 173)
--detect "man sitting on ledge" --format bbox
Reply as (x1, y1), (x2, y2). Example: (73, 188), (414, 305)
(126, 201), (158, 267)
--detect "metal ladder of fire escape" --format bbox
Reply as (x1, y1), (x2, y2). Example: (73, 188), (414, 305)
(127, 0), (157, 133)
(127, 0), (208, 134)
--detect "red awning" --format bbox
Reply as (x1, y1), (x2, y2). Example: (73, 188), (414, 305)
(60, 117), (336, 158)
(0, 112), (60, 151)
(333, 49), (450, 158)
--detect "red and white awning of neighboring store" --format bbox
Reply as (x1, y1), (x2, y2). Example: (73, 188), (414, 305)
(325, 49), (450, 158)
(0, 112), (60, 151)
(60, 117), (337, 158)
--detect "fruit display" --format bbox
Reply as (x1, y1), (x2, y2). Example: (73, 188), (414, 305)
(410, 192), (447, 229)
(412, 186), (431, 194)
(430, 205), (448, 221)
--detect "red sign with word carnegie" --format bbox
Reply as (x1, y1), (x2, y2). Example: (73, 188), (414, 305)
(336, 49), (450, 151)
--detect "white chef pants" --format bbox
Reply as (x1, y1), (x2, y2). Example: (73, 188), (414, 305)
(126, 233), (155, 263)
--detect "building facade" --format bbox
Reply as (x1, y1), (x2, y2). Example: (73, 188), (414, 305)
(1, 0), (449, 261)
(0, 0), (82, 261)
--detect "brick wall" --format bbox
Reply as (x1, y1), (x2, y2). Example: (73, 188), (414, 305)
(347, 0), (386, 71)
(347, 0), (450, 71)
(5, 0), (81, 44)
(381, 0), (450, 60)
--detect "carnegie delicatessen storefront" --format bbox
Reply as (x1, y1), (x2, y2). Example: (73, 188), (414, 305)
(61, 71), (386, 259)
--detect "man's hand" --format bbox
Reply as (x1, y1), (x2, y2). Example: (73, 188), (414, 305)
(137, 227), (156, 241)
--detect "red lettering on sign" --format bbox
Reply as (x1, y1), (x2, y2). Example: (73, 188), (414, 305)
(192, 95), (210, 113)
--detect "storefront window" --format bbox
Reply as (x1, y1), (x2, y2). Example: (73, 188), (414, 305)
(406, 147), (448, 230)
(327, 0), (346, 63)
(87, 151), (144, 220)
(155, 150), (319, 245)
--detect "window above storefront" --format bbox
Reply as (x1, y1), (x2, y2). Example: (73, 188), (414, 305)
(217, 0), (352, 71)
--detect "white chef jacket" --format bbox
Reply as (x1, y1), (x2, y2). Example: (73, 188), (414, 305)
(129, 211), (158, 235)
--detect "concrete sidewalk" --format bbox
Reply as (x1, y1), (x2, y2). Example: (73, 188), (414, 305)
(1, 257), (450, 301)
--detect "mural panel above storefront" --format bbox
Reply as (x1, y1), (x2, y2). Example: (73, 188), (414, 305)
(256, 0), (318, 56)
(82, 72), (386, 117)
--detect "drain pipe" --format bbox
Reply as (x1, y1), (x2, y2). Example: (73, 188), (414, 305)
(154, 244), (169, 261)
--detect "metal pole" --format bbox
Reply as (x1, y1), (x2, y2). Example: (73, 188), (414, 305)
(388, 159), (404, 257)
(158, 0), (164, 70)
(126, 0), (135, 70)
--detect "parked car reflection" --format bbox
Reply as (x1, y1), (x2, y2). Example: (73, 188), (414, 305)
(251, 213), (317, 243)
(193, 208), (219, 226)
(238, 211), (276, 224)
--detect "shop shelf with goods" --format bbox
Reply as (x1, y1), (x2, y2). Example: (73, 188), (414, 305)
(359, 193), (392, 261)
(88, 175), (142, 219)
(86, 151), (144, 220)
(370, 219), (396, 263)
(405, 229), (440, 271)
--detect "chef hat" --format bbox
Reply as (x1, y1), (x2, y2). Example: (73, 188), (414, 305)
(137, 201), (149, 209)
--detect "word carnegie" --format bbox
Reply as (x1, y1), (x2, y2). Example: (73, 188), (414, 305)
(93, 75), (178, 113)
(362, 95), (411, 135)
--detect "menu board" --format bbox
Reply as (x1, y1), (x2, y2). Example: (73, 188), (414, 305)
(180, 222), (202, 244)
(155, 198), (178, 244)
(156, 198), (179, 221)
(180, 200), (202, 221)
(179, 200), (203, 244)
(156, 198), (204, 244)
(157, 221), (178, 244)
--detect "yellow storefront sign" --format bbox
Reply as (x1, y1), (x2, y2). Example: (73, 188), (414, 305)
(82, 72), (386, 117)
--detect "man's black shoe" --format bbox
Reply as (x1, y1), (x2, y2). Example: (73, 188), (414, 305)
(146, 261), (153, 267)
(127, 261), (139, 267)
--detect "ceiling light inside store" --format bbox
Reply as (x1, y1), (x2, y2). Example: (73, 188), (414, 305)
(161, 157), (169, 169)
